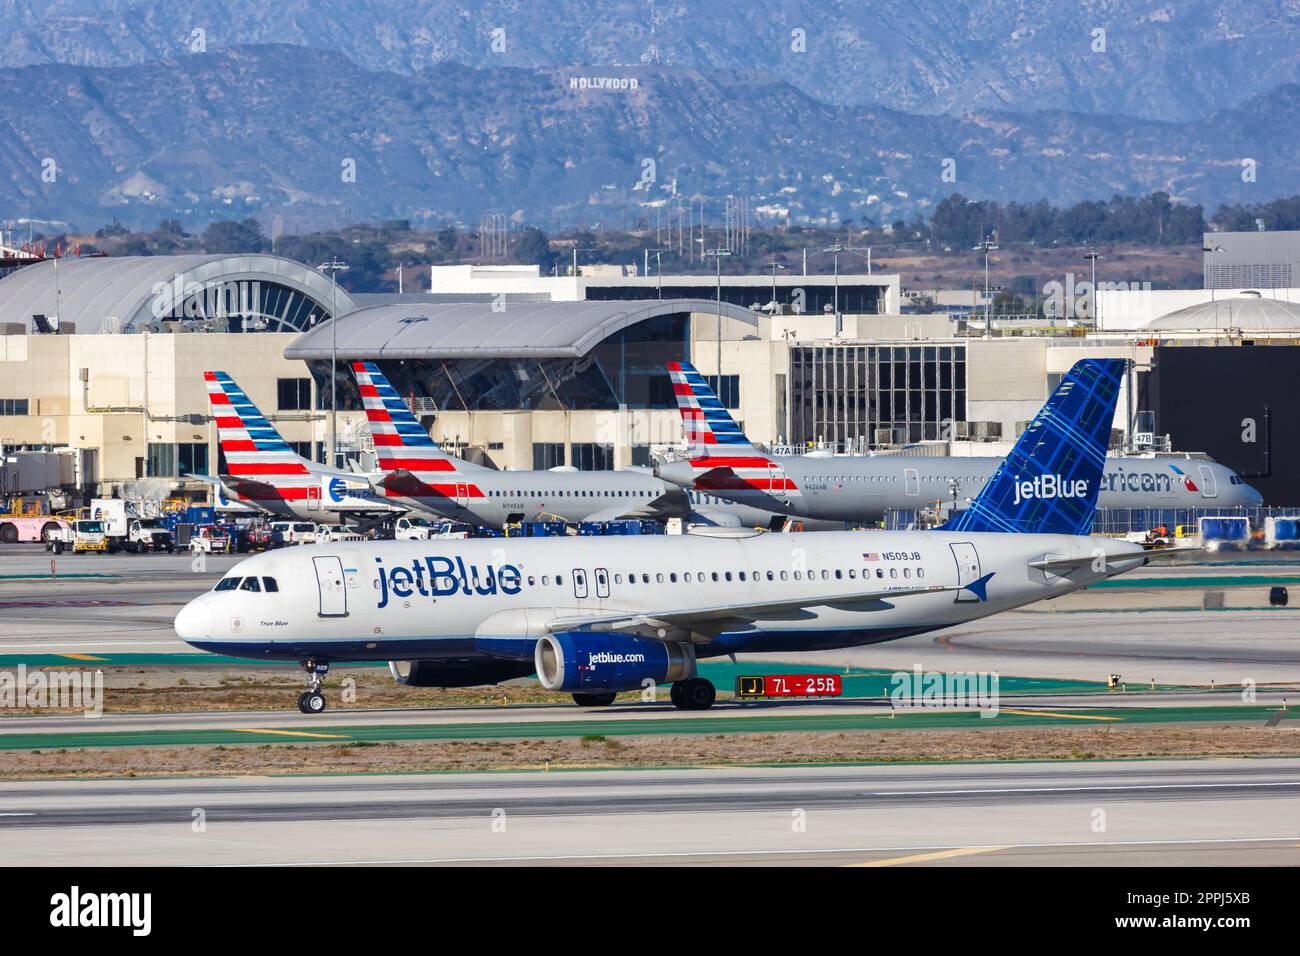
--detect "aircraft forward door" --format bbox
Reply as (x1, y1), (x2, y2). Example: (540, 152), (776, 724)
(1197, 465), (1218, 499)
(312, 555), (348, 617)
(949, 542), (982, 603)
(904, 468), (920, 497)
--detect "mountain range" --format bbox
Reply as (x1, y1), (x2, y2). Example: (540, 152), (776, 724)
(6, 0), (1300, 119)
(3, 2), (1299, 229)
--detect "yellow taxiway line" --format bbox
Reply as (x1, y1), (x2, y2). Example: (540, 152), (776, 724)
(848, 845), (1007, 867)
(235, 728), (350, 740)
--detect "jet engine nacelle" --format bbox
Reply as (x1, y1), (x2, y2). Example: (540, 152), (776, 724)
(388, 658), (535, 688)
(534, 632), (695, 692)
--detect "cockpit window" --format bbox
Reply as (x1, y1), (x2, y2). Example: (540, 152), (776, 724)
(262, 577), (279, 592)
(214, 577), (240, 592)
(239, 577), (261, 592)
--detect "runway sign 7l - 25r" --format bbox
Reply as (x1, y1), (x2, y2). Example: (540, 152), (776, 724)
(735, 675), (842, 698)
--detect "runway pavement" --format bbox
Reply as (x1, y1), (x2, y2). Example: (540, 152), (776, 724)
(1, 758), (1297, 865)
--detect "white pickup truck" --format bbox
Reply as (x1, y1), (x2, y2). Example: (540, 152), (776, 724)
(393, 516), (438, 541)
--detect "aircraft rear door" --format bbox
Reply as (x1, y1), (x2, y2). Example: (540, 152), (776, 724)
(767, 461), (788, 499)
(455, 482), (471, 508)
(312, 555), (348, 617)
(949, 542), (982, 603)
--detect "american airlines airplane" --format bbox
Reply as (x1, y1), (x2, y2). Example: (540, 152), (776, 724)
(655, 361), (1264, 522)
(197, 371), (402, 525)
(176, 358), (1154, 713)
(351, 360), (803, 530)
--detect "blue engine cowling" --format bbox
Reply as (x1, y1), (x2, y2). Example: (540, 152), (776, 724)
(534, 632), (695, 692)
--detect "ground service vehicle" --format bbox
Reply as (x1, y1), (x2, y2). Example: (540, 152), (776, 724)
(393, 516), (437, 541)
(47, 519), (111, 554)
(126, 518), (176, 553)
(189, 525), (234, 555)
(0, 514), (69, 544)
(270, 522), (319, 547)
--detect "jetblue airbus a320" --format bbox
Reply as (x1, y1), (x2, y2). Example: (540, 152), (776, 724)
(176, 358), (1153, 713)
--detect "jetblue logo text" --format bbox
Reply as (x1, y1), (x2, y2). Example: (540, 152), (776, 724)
(1012, 474), (1089, 506)
(376, 556), (521, 608)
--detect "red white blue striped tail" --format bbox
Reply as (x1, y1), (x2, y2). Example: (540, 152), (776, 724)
(351, 361), (485, 500)
(666, 361), (797, 495)
(204, 371), (314, 501)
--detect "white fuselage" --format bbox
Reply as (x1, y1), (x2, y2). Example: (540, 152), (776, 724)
(660, 455), (1263, 522)
(175, 531), (1146, 663)
(376, 465), (804, 531)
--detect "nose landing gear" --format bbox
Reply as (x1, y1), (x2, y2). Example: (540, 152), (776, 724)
(298, 660), (329, 713)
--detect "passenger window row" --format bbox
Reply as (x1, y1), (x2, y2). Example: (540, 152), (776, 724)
(606, 567), (925, 586)
(488, 489), (654, 498)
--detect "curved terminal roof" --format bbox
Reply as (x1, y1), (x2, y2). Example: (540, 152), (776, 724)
(0, 254), (358, 333)
(1145, 292), (1300, 332)
(284, 298), (760, 360)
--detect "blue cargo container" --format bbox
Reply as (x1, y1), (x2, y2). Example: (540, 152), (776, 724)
(1199, 517), (1250, 542)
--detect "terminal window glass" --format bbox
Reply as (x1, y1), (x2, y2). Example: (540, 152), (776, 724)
(704, 375), (740, 409)
(571, 443), (614, 471)
(0, 399), (29, 416)
(146, 443), (175, 477)
(151, 443), (208, 477)
(533, 443), (566, 470)
(277, 378), (312, 411)
(789, 344), (966, 447)
(177, 443), (208, 475)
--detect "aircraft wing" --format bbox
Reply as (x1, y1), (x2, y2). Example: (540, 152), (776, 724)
(544, 580), (981, 642)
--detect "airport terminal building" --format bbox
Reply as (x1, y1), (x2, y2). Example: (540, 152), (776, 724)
(1, 252), (1298, 504)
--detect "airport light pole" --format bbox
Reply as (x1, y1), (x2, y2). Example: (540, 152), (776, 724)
(645, 247), (670, 298)
(318, 257), (349, 467)
(766, 260), (787, 313)
(571, 246), (600, 279)
(1203, 244), (1224, 302)
(1084, 245), (1105, 329)
(701, 246), (732, 380)
(821, 243), (845, 323)
(975, 237), (998, 339)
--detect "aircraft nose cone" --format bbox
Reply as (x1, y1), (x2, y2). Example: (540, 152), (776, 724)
(174, 597), (213, 643)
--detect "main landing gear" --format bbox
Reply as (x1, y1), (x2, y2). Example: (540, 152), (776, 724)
(298, 659), (329, 714)
(670, 677), (716, 711)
